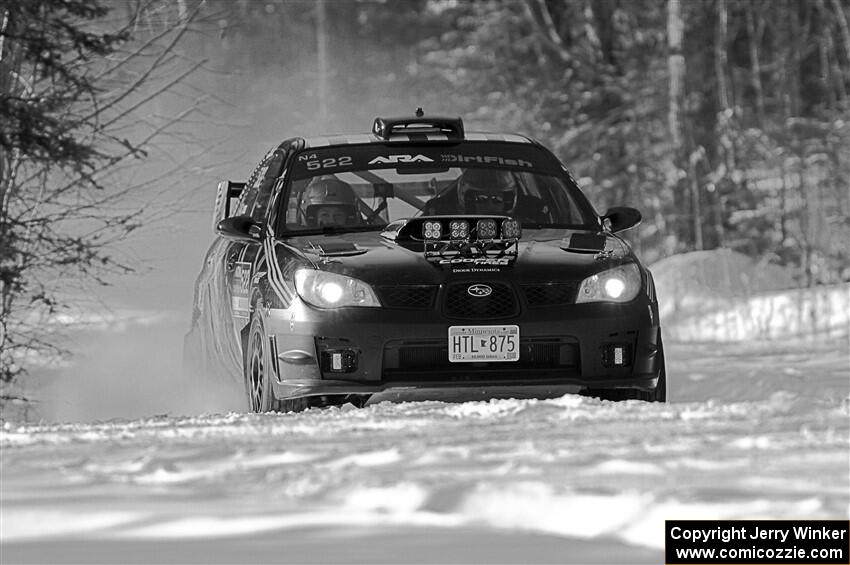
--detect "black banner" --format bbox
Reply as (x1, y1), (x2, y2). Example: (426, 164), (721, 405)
(666, 520), (849, 564)
(291, 142), (564, 180)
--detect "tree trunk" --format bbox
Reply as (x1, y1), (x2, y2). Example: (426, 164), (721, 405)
(316, 0), (329, 128)
(591, 0), (617, 68)
(689, 152), (704, 250)
(667, 0), (691, 249)
(745, 2), (766, 123)
(715, 0), (731, 110)
(820, 0), (849, 102)
(830, 0), (850, 67)
(788, 0), (802, 117)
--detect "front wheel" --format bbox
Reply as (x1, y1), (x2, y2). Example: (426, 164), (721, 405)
(244, 313), (312, 413)
(641, 336), (666, 402)
(245, 314), (276, 413)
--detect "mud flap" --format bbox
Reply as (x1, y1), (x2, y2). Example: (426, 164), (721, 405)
(240, 320), (251, 370)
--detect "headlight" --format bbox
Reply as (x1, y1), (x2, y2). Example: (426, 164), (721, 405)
(294, 269), (381, 308)
(576, 263), (642, 303)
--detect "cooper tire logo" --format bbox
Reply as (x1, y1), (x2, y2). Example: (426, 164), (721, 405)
(467, 284), (493, 298)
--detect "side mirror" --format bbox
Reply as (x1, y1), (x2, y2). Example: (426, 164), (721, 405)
(602, 207), (642, 233)
(212, 180), (246, 232)
(216, 215), (262, 241)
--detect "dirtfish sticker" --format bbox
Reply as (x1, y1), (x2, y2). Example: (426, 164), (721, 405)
(441, 154), (533, 168)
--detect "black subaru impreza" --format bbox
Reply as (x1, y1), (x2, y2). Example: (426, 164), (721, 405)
(184, 112), (666, 412)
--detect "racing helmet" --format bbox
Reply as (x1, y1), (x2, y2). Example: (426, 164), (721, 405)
(457, 168), (518, 214)
(301, 176), (359, 226)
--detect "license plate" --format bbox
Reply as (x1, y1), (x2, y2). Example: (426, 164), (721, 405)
(448, 325), (520, 363)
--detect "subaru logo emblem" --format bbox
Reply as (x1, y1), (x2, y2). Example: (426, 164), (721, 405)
(467, 284), (492, 298)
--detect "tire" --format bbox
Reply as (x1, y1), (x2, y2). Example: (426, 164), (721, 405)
(245, 313), (277, 413)
(643, 336), (667, 402)
(244, 313), (312, 413)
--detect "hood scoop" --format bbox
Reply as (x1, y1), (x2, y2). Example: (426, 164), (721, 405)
(309, 241), (367, 257)
(560, 233), (607, 253)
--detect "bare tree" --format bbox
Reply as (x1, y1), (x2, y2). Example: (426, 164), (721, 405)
(667, 0), (689, 248)
(0, 0), (208, 394)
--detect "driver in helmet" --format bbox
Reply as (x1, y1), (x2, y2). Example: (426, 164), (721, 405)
(301, 176), (360, 227)
(422, 168), (548, 222)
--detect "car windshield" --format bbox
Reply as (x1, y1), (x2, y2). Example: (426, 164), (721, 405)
(279, 144), (599, 234)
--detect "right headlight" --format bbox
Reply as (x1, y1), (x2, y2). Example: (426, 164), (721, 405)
(294, 269), (381, 309)
(576, 263), (642, 303)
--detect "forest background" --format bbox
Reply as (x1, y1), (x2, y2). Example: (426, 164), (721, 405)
(1, 0), (849, 391)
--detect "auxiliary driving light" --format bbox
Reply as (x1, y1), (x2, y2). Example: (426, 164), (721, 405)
(449, 220), (469, 240)
(476, 219), (497, 239)
(321, 349), (358, 373)
(501, 218), (521, 239)
(423, 220), (442, 239)
(601, 344), (632, 368)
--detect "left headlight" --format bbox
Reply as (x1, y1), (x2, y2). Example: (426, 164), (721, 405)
(576, 263), (642, 303)
(294, 269), (381, 309)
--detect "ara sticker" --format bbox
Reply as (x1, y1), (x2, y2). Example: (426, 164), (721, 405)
(367, 154), (435, 164)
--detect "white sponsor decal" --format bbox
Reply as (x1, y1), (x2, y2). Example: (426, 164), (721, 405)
(234, 262), (252, 293)
(437, 257), (512, 266)
(441, 154), (533, 168)
(305, 156), (352, 170)
(368, 154), (435, 164)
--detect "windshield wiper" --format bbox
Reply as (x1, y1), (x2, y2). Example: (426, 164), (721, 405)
(522, 222), (597, 230)
(282, 224), (387, 237)
(521, 222), (559, 230)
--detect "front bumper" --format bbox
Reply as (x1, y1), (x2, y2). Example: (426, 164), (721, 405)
(264, 295), (662, 400)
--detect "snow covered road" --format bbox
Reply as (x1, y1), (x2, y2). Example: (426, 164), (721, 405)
(2, 338), (848, 563)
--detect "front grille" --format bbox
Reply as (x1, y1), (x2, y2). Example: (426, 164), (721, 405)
(522, 283), (578, 307)
(377, 285), (438, 310)
(443, 281), (518, 319)
(383, 337), (580, 381)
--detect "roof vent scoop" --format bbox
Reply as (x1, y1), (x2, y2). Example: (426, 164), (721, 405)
(372, 111), (464, 140)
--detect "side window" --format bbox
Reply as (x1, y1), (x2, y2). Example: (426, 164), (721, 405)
(233, 160), (267, 217)
(284, 179), (309, 227)
(250, 149), (286, 222)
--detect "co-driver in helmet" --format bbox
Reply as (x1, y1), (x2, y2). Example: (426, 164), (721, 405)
(301, 176), (360, 226)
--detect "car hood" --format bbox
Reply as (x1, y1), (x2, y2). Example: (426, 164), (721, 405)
(282, 229), (633, 286)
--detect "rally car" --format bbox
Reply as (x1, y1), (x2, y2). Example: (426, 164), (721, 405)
(184, 111), (666, 412)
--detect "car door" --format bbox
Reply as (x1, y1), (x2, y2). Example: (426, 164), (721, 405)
(225, 147), (288, 328)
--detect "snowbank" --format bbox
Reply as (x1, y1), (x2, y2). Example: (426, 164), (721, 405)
(662, 283), (849, 342)
(652, 248), (850, 342)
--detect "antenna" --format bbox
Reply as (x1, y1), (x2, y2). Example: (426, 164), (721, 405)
(415, 107), (424, 117)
